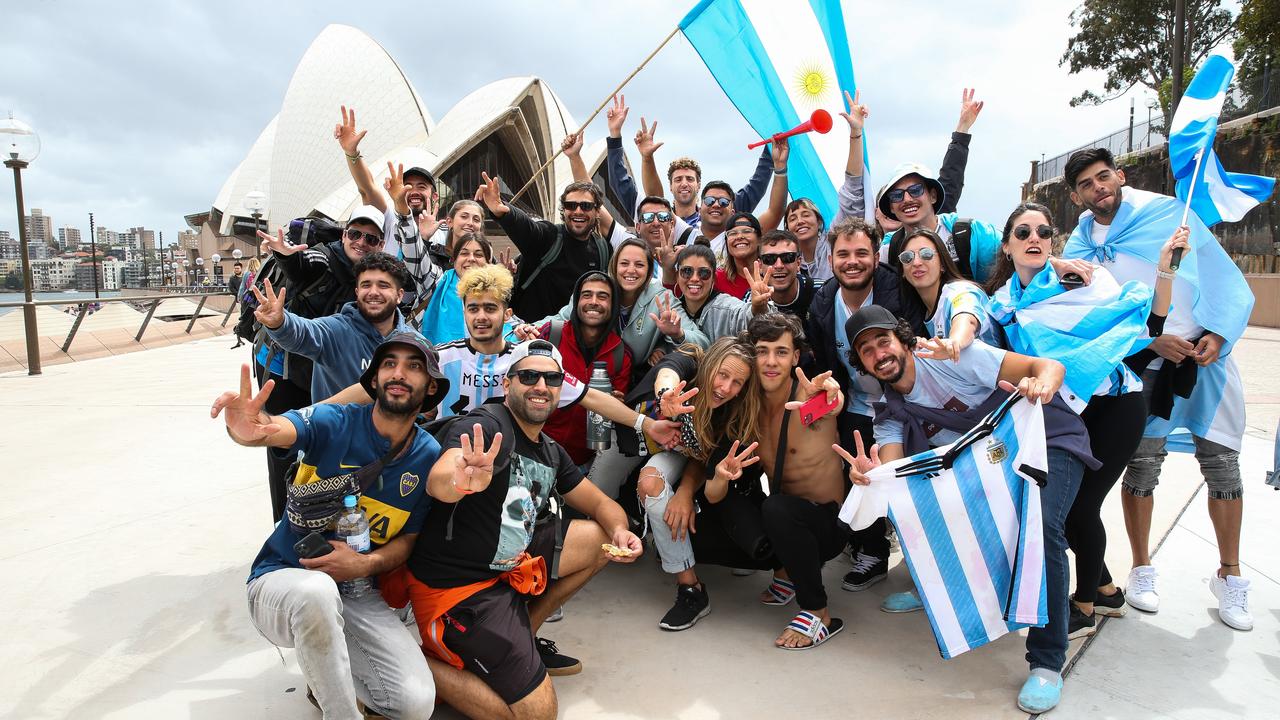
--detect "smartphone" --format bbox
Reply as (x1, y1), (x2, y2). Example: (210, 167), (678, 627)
(799, 392), (839, 426)
(293, 531), (334, 559)
(1060, 273), (1085, 291)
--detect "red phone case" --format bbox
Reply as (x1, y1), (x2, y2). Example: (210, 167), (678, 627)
(799, 392), (839, 426)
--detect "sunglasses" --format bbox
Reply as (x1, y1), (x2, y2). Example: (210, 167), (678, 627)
(562, 200), (598, 212)
(1013, 224), (1055, 241)
(886, 183), (927, 204)
(639, 210), (673, 224)
(760, 251), (798, 266)
(898, 247), (937, 264)
(507, 369), (565, 387)
(702, 196), (732, 209)
(678, 266), (714, 280)
(345, 228), (382, 246)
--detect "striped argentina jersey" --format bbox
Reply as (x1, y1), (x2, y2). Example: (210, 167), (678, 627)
(840, 398), (1049, 659)
(435, 339), (586, 419)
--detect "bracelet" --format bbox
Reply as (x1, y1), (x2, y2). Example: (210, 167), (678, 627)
(850, 133), (862, 139)
(633, 413), (647, 434)
(773, 167), (787, 176)
(346, 152), (362, 161)
(1156, 270), (1176, 280)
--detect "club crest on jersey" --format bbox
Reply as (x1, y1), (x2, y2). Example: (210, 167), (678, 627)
(399, 472), (420, 497)
(985, 440), (1008, 465)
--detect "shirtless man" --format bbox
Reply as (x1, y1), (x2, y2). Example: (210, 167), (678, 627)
(735, 312), (848, 650)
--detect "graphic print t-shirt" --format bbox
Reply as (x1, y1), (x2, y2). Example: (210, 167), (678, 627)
(409, 405), (584, 587)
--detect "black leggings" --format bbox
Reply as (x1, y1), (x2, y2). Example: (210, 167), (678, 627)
(1065, 392), (1147, 602)
(762, 495), (848, 611)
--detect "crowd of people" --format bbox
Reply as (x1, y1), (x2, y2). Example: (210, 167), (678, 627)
(212, 91), (1258, 719)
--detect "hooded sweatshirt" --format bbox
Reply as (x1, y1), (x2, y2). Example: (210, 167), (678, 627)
(268, 301), (418, 401)
(539, 272), (633, 465)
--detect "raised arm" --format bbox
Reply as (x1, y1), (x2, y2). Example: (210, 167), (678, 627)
(757, 137), (790, 231)
(605, 95), (640, 213)
(937, 89), (983, 214)
(212, 364), (299, 449)
(734, 147), (775, 213)
(636, 117), (666, 199)
(997, 351), (1065, 404)
(335, 105), (388, 214)
(580, 387), (680, 449)
(840, 90), (868, 178)
(476, 173), (558, 255)
(427, 422), (503, 503)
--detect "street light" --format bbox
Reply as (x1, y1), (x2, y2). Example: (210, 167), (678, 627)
(2, 112), (43, 375)
(211, 253), (222, 286)
(182, 258), (190, 289)
(245, 190), (267, 258)
(195, 256), (205, 286)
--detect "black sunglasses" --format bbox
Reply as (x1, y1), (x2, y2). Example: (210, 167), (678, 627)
(886, 183), (927, 204)
(345, 228), (382, 246)
(1013, 224), (1055, 241)
(760, 251), (798, 266)
(562, 200), (598, 212)
(639, 210), (673, 224)
(678, 266), (713, 280)
(702, 196), (732, 208)
(507, 369), (565, 387)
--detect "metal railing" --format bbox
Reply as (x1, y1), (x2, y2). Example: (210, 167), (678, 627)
(0, 290), (238, 356)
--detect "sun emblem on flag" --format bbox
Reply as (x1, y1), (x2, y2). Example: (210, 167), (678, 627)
(793, 60), (834, 107)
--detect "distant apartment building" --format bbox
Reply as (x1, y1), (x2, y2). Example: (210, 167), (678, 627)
(24, 208), (55, 246)
(74, 259), (123, 292)
(177, 229), (199, 251)
(31, 258), (79, 290)
(124, 226), (156, 252)
(95, 226), (119, 246)
(0, 238), (16, 260)
(57, 226), (82, 251)
(0, 230), (11, 242)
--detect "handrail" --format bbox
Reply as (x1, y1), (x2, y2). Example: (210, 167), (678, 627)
(1, 291), (238, 354)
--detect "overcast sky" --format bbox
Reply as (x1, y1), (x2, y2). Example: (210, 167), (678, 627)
(0, 0), (1229, 244)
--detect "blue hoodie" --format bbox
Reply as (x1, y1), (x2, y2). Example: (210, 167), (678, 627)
(267, 301), (419, 401)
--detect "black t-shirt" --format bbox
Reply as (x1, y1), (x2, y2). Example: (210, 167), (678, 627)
(624, 348), (699, 407)
(409, 405), (584, 588)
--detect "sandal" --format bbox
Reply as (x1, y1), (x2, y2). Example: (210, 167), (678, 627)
(761, 576), (796, 606)
(778, 610), (844, 650)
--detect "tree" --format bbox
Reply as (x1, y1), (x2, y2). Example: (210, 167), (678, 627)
(3, 270), (21, 290)
(1233, 0), (1279, 111)
(1060, 0), (1236, 130)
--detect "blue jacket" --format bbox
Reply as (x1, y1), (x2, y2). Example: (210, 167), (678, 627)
(605, 137), (774, 222)
(267, 301), (418, 401)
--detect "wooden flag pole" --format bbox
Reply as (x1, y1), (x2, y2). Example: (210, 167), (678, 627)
(509, 26), (682, 204)
(1172, 147), (1206, 270)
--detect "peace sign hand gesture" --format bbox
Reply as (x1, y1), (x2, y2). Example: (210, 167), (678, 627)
(714, 440), (760, 483)
(831, 430), (881, 486)
(653, 224), (677, 271)
(474, 172), (508, 217)
(496, 247), (518, 275)
(659, 380), (698, 419)
(840, 90), (869, 134)
(385, 161), (410, 215)
(749, 260), (774, 313)
(453, 423), (504, 495)
(635, 117), (664, 159)
(215, 364), (283, 445)
(257, 228), (307, 258)
(416, 192), (442, 239)
(956, 88), (984, 134)
(335, 105), (368, 156)
(648, 293), (683, 340)
(914, 336), (959, 363)
(784, 368), (841, 410)
(251, 277), (288, 330)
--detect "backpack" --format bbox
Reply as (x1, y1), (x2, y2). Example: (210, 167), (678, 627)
(234, 217), (347, 341)
(546, 318), (625, 374)
(514, 230), (611, 295)
(951, 218), (974, 280)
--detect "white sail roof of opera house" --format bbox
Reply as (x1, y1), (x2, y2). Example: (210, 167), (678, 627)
(209, 24), (612, 235)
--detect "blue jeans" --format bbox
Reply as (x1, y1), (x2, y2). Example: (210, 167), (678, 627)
(1025, 449), (1083, 673)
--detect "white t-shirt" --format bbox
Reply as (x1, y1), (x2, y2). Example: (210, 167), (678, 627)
(926, 280), (995, 342)
(874, 341), (1007, 448)
(434, 339), (585, 418)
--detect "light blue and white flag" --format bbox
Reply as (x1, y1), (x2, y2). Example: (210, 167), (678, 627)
(840, 399), (1048, 659)
(1169, 55), (1275, 226)
(989, 264), (1152, 412)
(680, 0), (866, 223)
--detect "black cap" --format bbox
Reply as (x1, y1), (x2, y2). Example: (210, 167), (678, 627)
(844, 305), (900, 347)
(726, 211), (762, 235)
(359, 332), (449, 412)
(402, 166), (436, 186)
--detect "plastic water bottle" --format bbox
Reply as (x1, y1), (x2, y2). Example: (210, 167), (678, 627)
(586, 361), (613, 451)
(333, 495), (373, 599)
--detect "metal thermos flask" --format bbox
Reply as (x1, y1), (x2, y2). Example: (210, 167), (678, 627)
(586, 361), (613, 450)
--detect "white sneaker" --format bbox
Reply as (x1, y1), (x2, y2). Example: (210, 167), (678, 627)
(1210, 574), (1254, 631)
(1125, 565), (1159, 613)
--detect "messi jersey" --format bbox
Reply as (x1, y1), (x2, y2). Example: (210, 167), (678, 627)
(434, 340), (586, 418)
(841, 398), (1049, 659)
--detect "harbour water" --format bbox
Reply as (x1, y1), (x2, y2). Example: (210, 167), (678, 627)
(0, 290), (122, 316)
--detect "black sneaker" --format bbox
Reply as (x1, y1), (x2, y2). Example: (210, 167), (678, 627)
(1068, 603), (1096, 639)
(536, 637), (582, 676)
(658, 583), (711, 631)
(1089, 588), (1128, 618)
(841, 552), (888, 592)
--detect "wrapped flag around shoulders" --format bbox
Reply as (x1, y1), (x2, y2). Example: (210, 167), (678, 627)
(839, 398), (1049, 659)
(1169, 55), (1276, 226)
(680, 0), (866, 223)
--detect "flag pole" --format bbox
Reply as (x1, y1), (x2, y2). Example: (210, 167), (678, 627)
(1172, 147), (1206, 270)
(509, 25), (682, 204)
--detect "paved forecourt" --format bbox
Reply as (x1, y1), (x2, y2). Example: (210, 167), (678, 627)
(0, 330), (1275, 719)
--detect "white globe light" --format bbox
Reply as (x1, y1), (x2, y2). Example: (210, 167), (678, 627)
(245, 189), (267, 213)
(212, 253), (222, 264)
(232, 248), (243, 259)
(0, 113), (40, 164)
(195, 257), (204, 266)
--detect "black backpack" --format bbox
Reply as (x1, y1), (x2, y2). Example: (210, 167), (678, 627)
(234, 217), (347, 341)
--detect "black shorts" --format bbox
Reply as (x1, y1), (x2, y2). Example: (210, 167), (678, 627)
(443, 583), (545, 705)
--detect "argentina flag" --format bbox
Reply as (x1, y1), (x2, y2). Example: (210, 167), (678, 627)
(680, 0), (866, 223)
(840, 398), (1049, 659)
(1169, 55), (1275, 226)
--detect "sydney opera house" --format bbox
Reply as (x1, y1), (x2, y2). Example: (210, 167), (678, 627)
(183, 24), (631, 274)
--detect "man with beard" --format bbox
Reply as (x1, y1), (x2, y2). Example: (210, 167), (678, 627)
(476, 175), (612, 323)
(216, 333), (448, 719)
(742, 313), (850, 650)
(803, 217), (917, 591)
(532, 271), (632, 470)
(255, 252), (420, 402)
(404, 340), (643, 720)
(746, 230), (821, 323)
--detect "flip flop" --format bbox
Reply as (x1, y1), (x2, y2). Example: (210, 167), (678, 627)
(761, 577), (797, 606)
(778, 610), (844, 650)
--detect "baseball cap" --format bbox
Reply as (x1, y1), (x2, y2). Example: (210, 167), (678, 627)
(844, 305), (900, 347)
(726, 212), (762, 235)
(402, 166), (436, 185)
(347, 204), (385, 232)
(359, 332), (450, 412)
(507, 339), (564, 373)
(876, 162), (946, 220)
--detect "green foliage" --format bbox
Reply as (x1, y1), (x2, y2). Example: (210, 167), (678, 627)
(3, 270), (21, 290)
(1233, 0), (1279, 107)
(1061, 0), (1237, 126)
